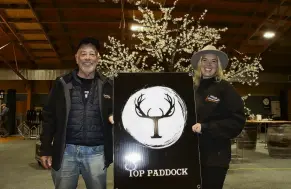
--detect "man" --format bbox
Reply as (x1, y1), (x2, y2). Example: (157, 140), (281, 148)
(39, 37), (114, 189)
(0, 104), (9, 137)
(0, 104), (9, 118)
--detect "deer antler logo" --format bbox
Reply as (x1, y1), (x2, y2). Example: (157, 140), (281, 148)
(134, 93), (175, 138)
(122, 86), (187, 149)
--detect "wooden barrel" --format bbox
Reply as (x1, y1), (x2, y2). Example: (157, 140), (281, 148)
(237, 122), (258, 150)
(267, 124), (291, 158)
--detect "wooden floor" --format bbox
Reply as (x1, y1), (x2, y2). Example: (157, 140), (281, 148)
(0, 136), (23, 143)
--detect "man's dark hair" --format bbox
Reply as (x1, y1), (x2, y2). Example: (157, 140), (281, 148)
(76, 37), (100, 53)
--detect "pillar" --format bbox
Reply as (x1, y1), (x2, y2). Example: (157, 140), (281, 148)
(25, 82), (32, 111)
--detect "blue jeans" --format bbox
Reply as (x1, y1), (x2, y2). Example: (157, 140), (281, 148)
(51, 144), (106, 189)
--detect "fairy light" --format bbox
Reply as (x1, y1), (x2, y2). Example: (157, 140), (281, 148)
(99, 0), (263, 114)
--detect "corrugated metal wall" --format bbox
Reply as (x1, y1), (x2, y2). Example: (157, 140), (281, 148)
(0, 69), (71, 80)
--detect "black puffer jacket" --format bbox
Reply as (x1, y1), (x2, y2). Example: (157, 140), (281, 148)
(195, 78), (245, 168)
(66, 72), (104, 146)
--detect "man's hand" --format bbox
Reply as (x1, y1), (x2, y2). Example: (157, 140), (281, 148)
(108, 115), (114, 124)
(192, 123), (202, 133)
(40, 156), (52, 169)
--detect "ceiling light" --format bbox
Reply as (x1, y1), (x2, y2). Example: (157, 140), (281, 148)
(263, 31), (275, 39)
(130, 25), (144, 31)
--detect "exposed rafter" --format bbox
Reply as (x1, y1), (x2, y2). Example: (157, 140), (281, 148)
(25, 0), (61, 60)
(51, 0), (74, 54)
(259, 6), (291, 53)
(238, 0), (290, 54)
(0, 11), (35, 61)
(1, 1), (291, 12)
(0, 0), (290, 72)
(3, 13), (291, 25)
(0, 55), (27, 81)
(0, 12), (36, 69)
(16, 36), (240, 44)
(227, 0), (270, 50)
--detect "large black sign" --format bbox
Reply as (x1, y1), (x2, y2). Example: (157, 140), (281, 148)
(113, 72), (201, 189)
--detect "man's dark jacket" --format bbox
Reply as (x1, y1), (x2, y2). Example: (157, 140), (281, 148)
(195, 78), (246, 168)
(39, 70), (113, 171)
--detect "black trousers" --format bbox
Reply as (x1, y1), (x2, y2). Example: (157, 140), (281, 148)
(201, 166), (229, 189)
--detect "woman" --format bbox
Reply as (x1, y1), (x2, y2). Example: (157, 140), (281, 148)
(190, 45), (246, 189)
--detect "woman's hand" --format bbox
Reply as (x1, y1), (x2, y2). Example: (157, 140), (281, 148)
(192, 123), (202, 133)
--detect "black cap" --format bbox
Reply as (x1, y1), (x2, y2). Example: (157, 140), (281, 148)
(76, 37), (100, 52)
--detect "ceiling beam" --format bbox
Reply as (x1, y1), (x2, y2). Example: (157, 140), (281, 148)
(227, 0), (270, 49)
(238, 0), (290, 53)
(2, 17), (127, 24)
(13, 26), (257, 35)
(1, 1), (291, 12)
(0, 11), (36, 68)
(246, 3), (284, 42)
(25, 0), (61, 60)
(51, 0), (74, 54)
(264, 41), (291, 54)
(258, 6), (291, 54)
(0, 60), (74, 69)
(1, 22), (248, 33)
(3, 14), (291, 25)
(19, 35), (243, 44)
(0, 54), (27, 81)
(0, 12), (35, 60)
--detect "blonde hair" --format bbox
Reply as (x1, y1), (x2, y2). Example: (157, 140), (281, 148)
(193, 55), (225, 87)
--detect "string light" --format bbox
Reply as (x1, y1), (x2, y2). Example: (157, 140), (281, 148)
(99, 0), (263, 115)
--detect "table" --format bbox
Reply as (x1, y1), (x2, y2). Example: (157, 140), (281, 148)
(246, 120), (291, 147)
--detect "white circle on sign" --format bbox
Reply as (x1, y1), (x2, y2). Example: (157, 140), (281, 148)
(121, 86), (187, 149)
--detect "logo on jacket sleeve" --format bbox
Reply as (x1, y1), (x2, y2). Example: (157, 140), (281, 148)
(205, 95), (220, 103)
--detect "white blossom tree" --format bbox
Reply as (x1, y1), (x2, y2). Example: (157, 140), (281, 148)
(224, 56), (263, 86)
(99, 0), (264, 115)
(224, 55), (263, 116)
(100, 0), (227, 74)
